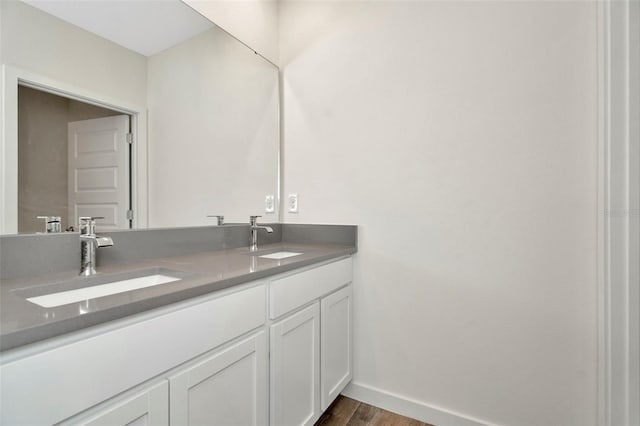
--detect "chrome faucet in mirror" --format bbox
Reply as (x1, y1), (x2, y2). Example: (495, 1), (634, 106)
(207, 215), (225, 226)
(36, 216), (61, 233)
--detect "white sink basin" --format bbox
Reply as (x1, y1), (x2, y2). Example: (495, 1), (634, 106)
(248, 247), (306, 260)
(19, 268), (189, 308)
(258, 251), (303, 260)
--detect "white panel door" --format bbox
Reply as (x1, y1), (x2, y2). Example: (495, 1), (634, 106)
(68, 115), (130, 231)
(169, 331), (267, 426)
(270, 303), (320, 426)
(320, 285), (353, 410)
(67, 381), (168, 426)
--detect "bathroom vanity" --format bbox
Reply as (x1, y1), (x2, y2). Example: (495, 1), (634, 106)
(1, 2), (354, 423)
(0, 224), (357, 425)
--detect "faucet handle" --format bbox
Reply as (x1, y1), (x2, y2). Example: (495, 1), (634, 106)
(79, 216), (104, 234)
(249, 215), (262, 226)
(207, 215), (225, 226)
(79, 216), (104, 222)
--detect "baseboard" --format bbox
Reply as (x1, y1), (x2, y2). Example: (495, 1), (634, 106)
(342, 381), (492, 426)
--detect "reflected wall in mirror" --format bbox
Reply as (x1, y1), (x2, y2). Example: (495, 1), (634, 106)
(0, 0), (280, 235)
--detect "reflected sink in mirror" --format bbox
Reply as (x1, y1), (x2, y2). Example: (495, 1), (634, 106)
(15, 267), (192, 308)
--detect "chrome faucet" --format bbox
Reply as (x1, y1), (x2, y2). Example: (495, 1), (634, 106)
(79, 217), (113, 276)
(207, 215), (225, 226)
(249, 215), (273, 252)
(36, 216), (62, 233)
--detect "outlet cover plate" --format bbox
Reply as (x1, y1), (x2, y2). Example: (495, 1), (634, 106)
(288, 194), (299, 213)
(265, 195), (275, 213)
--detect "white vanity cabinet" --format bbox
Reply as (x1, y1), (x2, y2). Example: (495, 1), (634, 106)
(320, 284), (352, 410)
(270, 303), (321, 426)
(0, 282), (266, 426)
(0, 255), (353, 426)
(169, 331), (267, 426)
(269, 257), (353, 426)
(67, 330), (268, 426)
(71, 381), (169, 426)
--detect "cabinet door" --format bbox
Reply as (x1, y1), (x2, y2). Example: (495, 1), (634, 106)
(320, 285), (353, 410)
(72, 381), (168, 426)
(270, 303), (321, 426)
(169, 331), (267, 426)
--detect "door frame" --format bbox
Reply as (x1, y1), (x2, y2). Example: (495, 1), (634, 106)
(0, 64), (148, 233)
(598, 1), (639, 425)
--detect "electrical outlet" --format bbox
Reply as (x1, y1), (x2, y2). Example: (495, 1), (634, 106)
(288, 194), (299, 213)
(265, 195), (275, 213)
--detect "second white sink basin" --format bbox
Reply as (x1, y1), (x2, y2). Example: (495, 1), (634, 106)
(258, 251), (303, 260)
(18, 268), (190, 308)
(248, 247), (306, 260)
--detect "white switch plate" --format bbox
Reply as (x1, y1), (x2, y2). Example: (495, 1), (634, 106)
(265, 195), (275, 213)
(288, 194), (299, 213)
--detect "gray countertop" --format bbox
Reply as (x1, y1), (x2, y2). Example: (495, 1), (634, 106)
(0, 242), (356, 352)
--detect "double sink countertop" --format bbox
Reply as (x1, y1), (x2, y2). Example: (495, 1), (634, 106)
(0, 224), (357, 352)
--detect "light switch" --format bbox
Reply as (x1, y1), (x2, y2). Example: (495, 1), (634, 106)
(288, 194), (299, 213)
(265, 195), (275, 213)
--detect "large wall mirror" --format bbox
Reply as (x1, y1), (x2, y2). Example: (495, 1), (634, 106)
(0, 0), (280, 235)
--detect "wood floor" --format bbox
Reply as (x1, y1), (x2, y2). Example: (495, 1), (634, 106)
(315, 396), (434, 426)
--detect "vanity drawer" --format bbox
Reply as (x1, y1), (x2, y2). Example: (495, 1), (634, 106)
(269, 258), (352, 319)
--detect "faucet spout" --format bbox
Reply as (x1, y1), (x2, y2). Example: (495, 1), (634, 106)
(254, 225), (273, 233)
(95, 236), (114, 247)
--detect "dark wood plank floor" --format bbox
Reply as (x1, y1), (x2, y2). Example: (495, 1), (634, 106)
(315, 396), (434, 426)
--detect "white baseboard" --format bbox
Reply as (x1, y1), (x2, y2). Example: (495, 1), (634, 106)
(342, 381), (492, 426)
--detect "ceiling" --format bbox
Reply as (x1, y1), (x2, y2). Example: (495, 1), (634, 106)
(22, 0), (215, 57)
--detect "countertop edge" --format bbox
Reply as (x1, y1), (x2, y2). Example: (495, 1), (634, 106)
(0, 246), (356, 353)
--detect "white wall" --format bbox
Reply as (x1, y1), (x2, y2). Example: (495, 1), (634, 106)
(184, 0), (279, 65)
(0, 1), (147, 108)
(147, 25), (279, 227)
(279, 1), (599, 425)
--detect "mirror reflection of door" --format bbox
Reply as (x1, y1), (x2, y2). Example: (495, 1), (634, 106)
(68, 115), (131, 231)
(17, 85), (132, 233)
